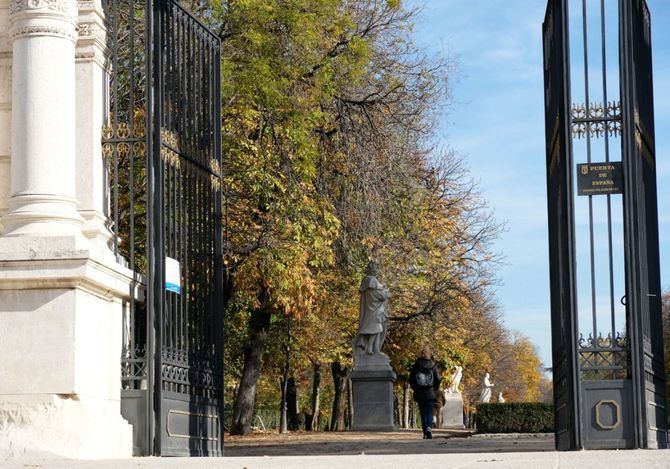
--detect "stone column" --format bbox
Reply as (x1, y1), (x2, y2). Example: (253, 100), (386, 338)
(0, 0), (134, 458)
(0, 0), (83, 236)
(75, 0), (113, 253)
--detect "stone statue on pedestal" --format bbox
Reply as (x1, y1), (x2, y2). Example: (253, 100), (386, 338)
(350, 261), (395, 431)
(353, 261), (391, 356)
(480, 372), (495, 403)
(440, 365), (465, 429)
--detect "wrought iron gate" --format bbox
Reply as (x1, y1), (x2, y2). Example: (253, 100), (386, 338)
(542, 0), (580, 451)
(621, 0), (666, 449)
(543, 0), (666, 450)
(103, 0), (223, 456)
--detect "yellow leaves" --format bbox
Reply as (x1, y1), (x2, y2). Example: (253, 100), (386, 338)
(386, 0), (402, 10)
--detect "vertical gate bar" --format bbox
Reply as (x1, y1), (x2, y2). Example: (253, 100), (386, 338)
(172, 6), (180, 355)
(193, 25), (199, 167)
(206, 39), (212, 356)
(193, 24), (201, 355)
(182, 14), (190, 356)
(202, 33), (207, 359)
(151, 0), (165, 454)
(619, 0), (641, 447)
(192, 22), (199, 357)
(174, 9), (180, 353)
(178, 10), (184, 354)
(170, 4), (177, 356)
(128, 0), (137, 371)
(600, 0), (617, 344)
(165, 5), (171, 355)
(581, 0), (598, 342)
(144, 0), (156, 453)
(562, 0), (582, 448)
(169, 6), (175, 354)
(215, 35), (223, 453)
(166, 0), (172, 358)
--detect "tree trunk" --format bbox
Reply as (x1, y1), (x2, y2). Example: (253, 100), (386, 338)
(222, 268), (234, 310)
(309, 362), (321, 431)
(329, 361), (350, 431)
(402, 382), (410, 429)
(229, 289), (271, 435)
(287, 377), (300, 431)
(435, 397), (443, 429)
(346, 376), (354, 430)
(279, 376), (288, 433)
(393, 392), (400, 427)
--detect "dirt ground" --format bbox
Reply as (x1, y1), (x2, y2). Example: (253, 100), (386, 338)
(224, 429), (555, 457)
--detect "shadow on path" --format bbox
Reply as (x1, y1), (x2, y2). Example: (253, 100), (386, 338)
(224, 430), (555, 457)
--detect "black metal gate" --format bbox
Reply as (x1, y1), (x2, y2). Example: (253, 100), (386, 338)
(103, 0), (223, 456)
(543, 0), (666, 450)
(621, 0), (666, 449)
(543, 0), (580, 451)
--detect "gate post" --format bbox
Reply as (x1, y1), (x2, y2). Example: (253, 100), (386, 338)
(0, 0), (134, 458)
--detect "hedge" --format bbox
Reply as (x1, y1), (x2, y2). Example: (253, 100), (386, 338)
(476, 402), (554, 433)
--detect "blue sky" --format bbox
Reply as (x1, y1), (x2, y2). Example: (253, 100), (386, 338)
(408, 0), (670, 368)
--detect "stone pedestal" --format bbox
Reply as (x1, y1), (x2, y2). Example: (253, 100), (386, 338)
(0, 236), (134, 458)
(440, 391), (465, 429)
(350, 353), (396, 432)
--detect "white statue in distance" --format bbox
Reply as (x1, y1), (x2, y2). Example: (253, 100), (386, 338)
(480, 372), (495, 403)
(498, 392), (505, 403)
(446, 365), (463, 394)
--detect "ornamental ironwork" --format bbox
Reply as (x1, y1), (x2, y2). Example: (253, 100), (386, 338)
(571, 101), (622, 139)
(104, 0), (223, 456)
(578, 332), (630, 381)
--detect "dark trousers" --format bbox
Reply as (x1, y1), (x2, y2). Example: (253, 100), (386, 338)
(418, 399), (436, 434)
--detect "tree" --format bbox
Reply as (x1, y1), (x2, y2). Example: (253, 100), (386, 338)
(219, 0), (361, 435)
(218, 0), (544, 434)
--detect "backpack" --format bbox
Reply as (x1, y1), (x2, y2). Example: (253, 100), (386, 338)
(415, 368), (434, 389)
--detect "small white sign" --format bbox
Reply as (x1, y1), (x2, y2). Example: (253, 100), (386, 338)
(165, 257), (181, 294)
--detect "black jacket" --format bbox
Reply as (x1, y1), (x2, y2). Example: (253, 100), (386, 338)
(409, 358), (441, 403)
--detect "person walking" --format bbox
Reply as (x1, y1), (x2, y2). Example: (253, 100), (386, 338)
(409, 348), (441, 439)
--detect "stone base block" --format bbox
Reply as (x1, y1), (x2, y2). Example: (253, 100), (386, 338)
(0, 234), (135, 459)
(440, 392), (465, 429)
(0, 394), (133, 459)
(351, 367), (396, 432)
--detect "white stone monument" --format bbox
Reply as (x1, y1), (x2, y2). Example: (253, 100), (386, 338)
(0, 0), (134, 458)
(440, 365), (465, 429)
(480, 372), (495, 403)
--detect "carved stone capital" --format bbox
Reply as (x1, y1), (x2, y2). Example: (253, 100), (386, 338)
(9, 0), (78, 41)
(10, 0), (77, 16)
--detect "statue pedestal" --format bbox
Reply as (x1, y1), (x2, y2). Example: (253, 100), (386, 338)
(350, 353), (396, 431)
(440, 392), (465, 429)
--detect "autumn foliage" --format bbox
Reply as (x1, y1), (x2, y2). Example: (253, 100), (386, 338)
(178, 0), (553, 434)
